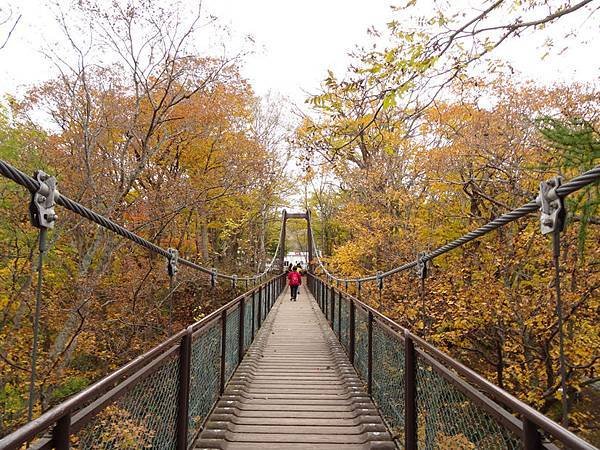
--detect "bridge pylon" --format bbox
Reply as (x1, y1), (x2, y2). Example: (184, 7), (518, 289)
(280, 209), (314, 273)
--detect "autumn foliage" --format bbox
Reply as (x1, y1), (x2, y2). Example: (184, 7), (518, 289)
(0, 1), (288, 434)
(0, 0), (598, 445)
(300, 78), (599, 443)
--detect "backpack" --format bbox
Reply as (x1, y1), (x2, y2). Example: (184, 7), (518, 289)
(288, 271), (301, 286)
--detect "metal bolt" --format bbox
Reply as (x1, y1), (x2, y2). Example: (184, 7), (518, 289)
(37, 196), (46, 204)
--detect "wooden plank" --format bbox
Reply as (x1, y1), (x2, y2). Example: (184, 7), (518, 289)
(194, 284), (394, 450)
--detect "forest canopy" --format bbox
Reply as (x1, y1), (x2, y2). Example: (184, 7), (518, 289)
(0, 0), (290, 433)
(296, 0), (598, 442)
(0, 0), (598, 445)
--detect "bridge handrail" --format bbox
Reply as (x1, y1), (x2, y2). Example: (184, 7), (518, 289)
(0, 159), (282, 282)
(308, 273), (597, 450)
(0, 274), (286, 449)
(309, 165), (600, 283)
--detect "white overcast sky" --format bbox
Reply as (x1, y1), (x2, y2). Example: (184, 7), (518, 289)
(0, 0), (598, 107)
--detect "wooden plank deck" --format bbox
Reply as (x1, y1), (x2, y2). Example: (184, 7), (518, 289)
(194, 283), (395, 449)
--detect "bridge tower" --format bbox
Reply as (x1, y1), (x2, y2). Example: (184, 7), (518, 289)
(280, 209), (314, 273)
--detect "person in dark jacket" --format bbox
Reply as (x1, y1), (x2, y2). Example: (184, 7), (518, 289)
(287, 266), (302, 301)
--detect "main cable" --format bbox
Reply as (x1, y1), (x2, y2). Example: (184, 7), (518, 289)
(309, 165), (600, 283)
(0, 159), (283, 282)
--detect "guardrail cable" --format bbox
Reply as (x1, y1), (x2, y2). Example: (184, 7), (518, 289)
(308, 165), (600, 283)
(0, 159), (283, 282)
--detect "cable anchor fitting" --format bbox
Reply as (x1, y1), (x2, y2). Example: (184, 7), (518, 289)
(376, 271), (384, 291)
(167, 248), (178, 277)
(538, 176), (566, 235)
(29, 170), (59, 229)
(232, 274), (238, 289)
(416, 252), (428, 280)
(211, 268), (217, 288)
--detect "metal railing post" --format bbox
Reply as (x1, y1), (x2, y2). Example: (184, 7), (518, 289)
(238, 299), (245, 363)
(405, 332), (417, 450)
(321, 280), (324, 309)
(176, 327), (192, 450)
(367, 311), (373, 395)
(316, 281), (320, 308)
(349, 300), (356, 364)
(251, 292), (255, 341)
(338, 291), (342, 337)
(52, 413), (70, 450)
(331, 286), (336, 326)
(330, 286), (335, 323)
(257, 288), (262, 329)
(219, 310), (227, 394)
(271, 281), (275, 308)
(317, 280), (321, 309)
(523, 418), (543, 449)
(264, 285), (268, 316)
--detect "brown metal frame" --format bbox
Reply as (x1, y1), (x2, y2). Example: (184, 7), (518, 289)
(307, 273), (595, 450)
(176, 328), (192, 449)
(0, 274), (286, 450)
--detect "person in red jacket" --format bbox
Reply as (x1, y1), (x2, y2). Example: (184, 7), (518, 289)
(287, 265), (302, 301)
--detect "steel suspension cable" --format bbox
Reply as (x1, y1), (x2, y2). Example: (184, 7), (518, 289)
(309, 165), (600, 283)
(0, 159), (283, 282)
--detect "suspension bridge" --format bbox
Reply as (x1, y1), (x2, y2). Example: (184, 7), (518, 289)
(0, 159), (598, 449)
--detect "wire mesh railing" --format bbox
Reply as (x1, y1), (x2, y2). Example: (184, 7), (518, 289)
(415, 354), (521, 450)
(371, 319), (406, 442)
(75, 348), (181, 449)
(188, 319), (221, 447)
(308, 273), (596, 450)
(0, 275), (285, 450)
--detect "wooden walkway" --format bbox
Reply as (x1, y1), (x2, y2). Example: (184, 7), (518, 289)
(195, 283), (395, 449)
